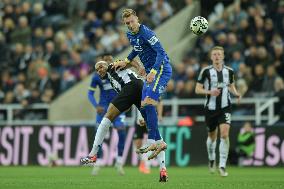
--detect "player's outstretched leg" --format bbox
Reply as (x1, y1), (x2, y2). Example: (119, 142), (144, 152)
(136, 106), (158, 154)
(80, 117), (111, 165)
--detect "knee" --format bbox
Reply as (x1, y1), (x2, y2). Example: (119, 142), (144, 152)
(208, 130), (217, 141)
(220, 133), (229, 139)
(208, 133), (217, 141)
(220, 130), (229, 139)
(105, 104), (120, 121)
(105, 112), (116, 121)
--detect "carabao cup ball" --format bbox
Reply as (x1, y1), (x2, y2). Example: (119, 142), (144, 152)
(190, 16), (208, 35)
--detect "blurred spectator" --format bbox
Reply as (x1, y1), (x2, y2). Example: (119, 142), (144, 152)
(43, 41), (60, 68)
(30, 3), (46, 29)
(262, 65), (279, 96)
(229, 50), (244, 72)
(44, 0), (68, 16)
(164, 79), (175, 99)
(236, 122), (255, 166)
(0, 32), (11, 70)
(10, 16), (31, 45)
(14, 83), (30, 105)
(2, 18), (15, 43)
(250, 64), (264, 93)
(178, 80), (197, 99)
(69, 51), (90, 81)
(256, 46), (273, 67)
(84, 11), (102, 41)
(274, 77), (284, 121)
(152, 0), (173, 26)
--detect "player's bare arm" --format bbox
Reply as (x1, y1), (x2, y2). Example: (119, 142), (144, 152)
(229, 83), (242, 104)
(195, 83), (221, 96)
(124, 59), (146, 77)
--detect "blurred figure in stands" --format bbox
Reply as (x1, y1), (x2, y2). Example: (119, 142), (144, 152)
(236, 122), (255, 166)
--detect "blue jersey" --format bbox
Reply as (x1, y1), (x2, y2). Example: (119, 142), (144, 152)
(89, 74), (117, 108)
(126, 24), (171, 74)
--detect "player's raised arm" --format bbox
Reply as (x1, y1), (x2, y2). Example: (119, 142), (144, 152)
(88, 75), (99, 108)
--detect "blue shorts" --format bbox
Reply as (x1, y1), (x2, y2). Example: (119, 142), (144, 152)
(142, 63), (172, 101)
(96, 113), (126, 128)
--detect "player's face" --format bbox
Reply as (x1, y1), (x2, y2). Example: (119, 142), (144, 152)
(123, 15), (139, 33)
(95, 64), (107, 77)
(210, 50), (224, 64)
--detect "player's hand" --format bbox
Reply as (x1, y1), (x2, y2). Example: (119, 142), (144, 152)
(112, 60), (127, 71)
(236, 94), (242, 104)
(138, 119), (146, 127)
(138, 68), (146, 78)
(96, 106), (105, 114)
(146, 72), (156, 83)
(210, 89), (221, 96)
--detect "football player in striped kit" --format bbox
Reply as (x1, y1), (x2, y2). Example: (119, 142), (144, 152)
(195, 46), (241, 177)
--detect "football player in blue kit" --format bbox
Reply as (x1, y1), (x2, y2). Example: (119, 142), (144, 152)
(113, 8), (172, 182)
(88, 55), (126, 175)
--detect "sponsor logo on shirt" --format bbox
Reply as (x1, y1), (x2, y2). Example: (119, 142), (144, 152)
(148, 36), (158, 45)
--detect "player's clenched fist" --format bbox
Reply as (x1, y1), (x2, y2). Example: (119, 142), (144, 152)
(112, 60), (127, 70)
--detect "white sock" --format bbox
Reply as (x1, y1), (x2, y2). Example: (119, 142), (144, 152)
(89, 118), (112, 156)
(144, 153), (151, 169)
(157, 150), (166, 170)
(206, 137), (216, 161)
(116, 156), (123, 165)
(147, 139), (155, 145)
(219, 138), (230, 168)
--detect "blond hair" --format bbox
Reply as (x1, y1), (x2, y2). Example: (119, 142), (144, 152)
(121, 8), (136, 19)
(209, 46), (224, 56)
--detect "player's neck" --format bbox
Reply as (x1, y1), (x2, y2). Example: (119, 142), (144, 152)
(213, 62), (223, 71)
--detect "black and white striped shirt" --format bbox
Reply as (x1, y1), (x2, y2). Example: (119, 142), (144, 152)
(106, 63), (143, 93)
(197, 65), (235, 110)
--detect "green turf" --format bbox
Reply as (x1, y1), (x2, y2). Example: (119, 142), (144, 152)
(0, 166), (283, 189)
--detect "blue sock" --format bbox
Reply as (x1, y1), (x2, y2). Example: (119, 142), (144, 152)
(155, 129), (162, 140)
(144, 105), (158, 140)
(139, 107), (148, 122)
(117, 129), (126, 156)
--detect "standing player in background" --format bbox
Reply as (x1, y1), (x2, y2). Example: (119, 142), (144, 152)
(113, 8), (172, 182)
(195, 46), (241, 177)
(88, 55), (126, 175)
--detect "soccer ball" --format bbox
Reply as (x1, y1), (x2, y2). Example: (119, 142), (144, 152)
(190, 16), (208, 35)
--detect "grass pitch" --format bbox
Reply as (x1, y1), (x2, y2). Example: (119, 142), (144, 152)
(0, 166), (283, 189)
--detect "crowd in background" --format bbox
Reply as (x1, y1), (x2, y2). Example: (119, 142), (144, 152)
(0, 0), (283, 121)
(165, 0), (284, 120)
(0, 0), (186, 107)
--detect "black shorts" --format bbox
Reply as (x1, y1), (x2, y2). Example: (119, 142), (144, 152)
(111, 79), (143, 113)
(205, 106), (232, 132)
(133, 123), (148, 140)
